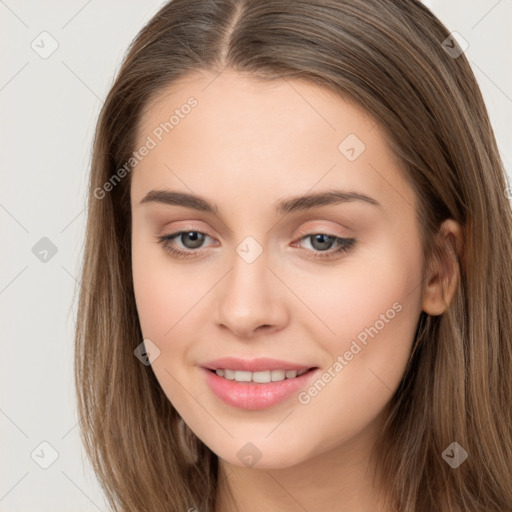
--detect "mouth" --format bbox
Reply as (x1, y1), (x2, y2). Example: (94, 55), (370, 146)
(202, 366), (321, 410)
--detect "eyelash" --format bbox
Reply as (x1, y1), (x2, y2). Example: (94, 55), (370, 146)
(155, 229), (356, 261)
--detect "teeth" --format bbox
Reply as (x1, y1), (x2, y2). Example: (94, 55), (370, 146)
(214, 368), (310, 383)
(234, 370), (252, 382)
(253, 370), (271, 383)
(271, 370), (285, 381)
(224, 369), (236, 380)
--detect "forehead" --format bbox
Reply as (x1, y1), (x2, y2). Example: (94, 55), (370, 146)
(136, 68), (375, 147)
(131, 69), (416, 219)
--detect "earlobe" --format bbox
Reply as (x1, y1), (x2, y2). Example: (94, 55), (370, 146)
(421, 219), (464, 316)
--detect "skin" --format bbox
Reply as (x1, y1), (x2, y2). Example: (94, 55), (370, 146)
(130, 68), (463, 511)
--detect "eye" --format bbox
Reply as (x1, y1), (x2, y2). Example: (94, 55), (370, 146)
(156, 230), (214, 259)
(294, 233), (356, 260)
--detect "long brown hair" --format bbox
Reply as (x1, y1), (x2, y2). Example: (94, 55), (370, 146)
(74, 1), (512, 510)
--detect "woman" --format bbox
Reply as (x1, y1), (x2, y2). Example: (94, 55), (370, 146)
(74, 1), (512, 510)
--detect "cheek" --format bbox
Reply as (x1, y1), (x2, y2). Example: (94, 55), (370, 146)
(131, 237), (205, 410)
(131, 218), (204, 329)
(132, 258), (201, 348)
(295, 230), (423, 393)
(284, 238), (423, 452)
(294, 229), (422, 339)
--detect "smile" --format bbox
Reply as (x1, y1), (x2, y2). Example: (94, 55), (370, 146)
(203, 367), (320, 410)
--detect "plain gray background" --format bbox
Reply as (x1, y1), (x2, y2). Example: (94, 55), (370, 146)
(1, 1), (511, 510)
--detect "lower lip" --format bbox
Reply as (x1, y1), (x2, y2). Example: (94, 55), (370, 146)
(202, 367), (319, 410)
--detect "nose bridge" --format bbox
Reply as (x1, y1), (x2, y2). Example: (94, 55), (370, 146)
(215, 235), (288, 336)
(232, 238), (268, 295)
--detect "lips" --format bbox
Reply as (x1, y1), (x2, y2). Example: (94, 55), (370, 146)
(202, 366), (321, 410)
(201, 357), (320, 409)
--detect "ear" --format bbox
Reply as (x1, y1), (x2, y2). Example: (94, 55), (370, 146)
(421, 219), (464, 316)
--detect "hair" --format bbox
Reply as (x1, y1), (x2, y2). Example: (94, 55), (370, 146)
(74, 0), (512, 511)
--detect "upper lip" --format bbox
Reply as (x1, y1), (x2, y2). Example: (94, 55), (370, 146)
(202, 357), (317, 373)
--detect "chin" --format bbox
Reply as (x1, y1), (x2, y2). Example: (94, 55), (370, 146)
(214, 440), (312, 470)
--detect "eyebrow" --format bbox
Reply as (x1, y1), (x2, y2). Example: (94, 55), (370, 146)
(139, 189), (382, 215)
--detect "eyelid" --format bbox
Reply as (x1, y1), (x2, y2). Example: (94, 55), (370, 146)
(293, 221), (353, 240)
(159, 222), (213, 237)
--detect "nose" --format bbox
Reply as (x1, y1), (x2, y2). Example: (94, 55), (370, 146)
(214, 248), (289, 338)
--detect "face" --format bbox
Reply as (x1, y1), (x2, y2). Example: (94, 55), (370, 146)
(130, 68), (425, 469)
